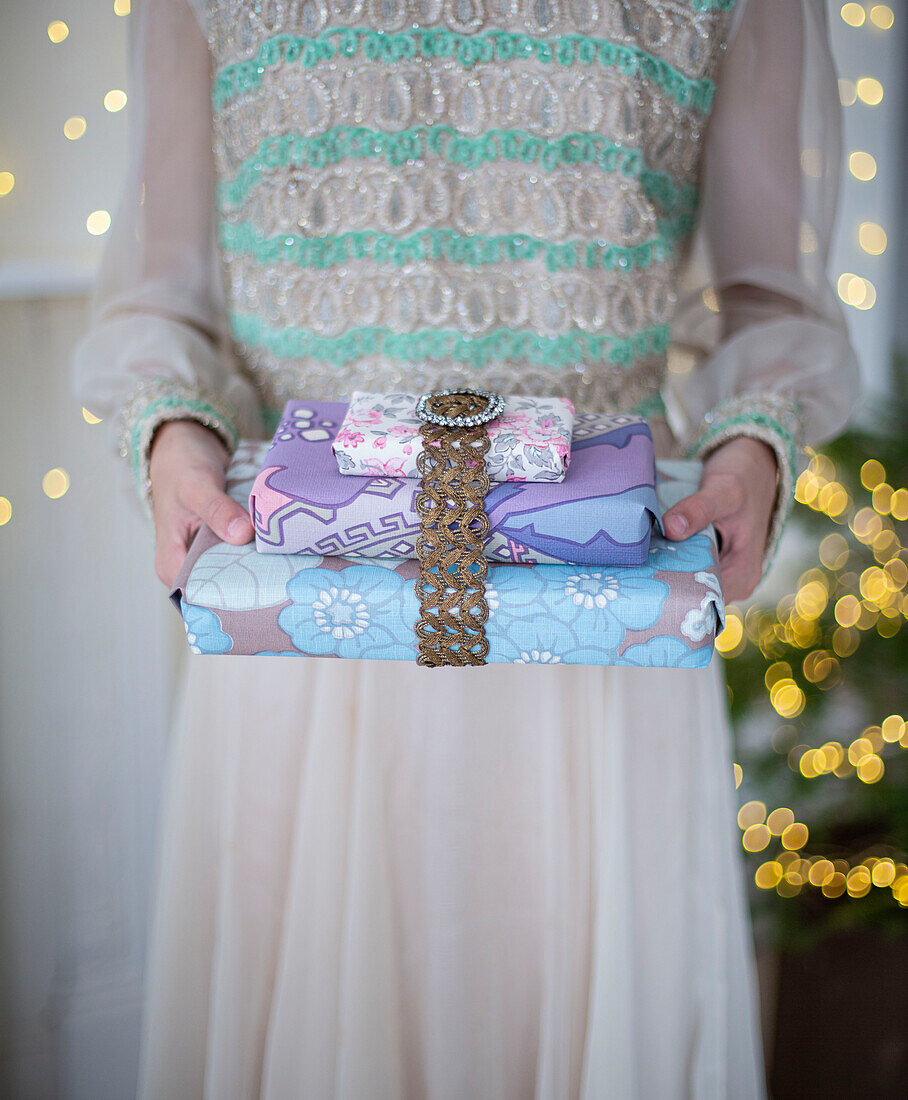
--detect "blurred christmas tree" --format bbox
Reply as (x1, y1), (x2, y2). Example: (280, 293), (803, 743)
(721, 354), (908, 945)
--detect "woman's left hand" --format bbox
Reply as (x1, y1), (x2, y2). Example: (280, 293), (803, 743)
(661, 436), (778, 603)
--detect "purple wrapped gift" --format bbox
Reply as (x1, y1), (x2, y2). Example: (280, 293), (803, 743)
(249, 400), (662, 567)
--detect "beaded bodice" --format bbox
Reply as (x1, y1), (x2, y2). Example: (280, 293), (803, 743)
(199, 0), (736, 416)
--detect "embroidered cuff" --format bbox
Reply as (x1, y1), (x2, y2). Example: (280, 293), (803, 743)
(117, 377), (240, 514)
(686, 392), (803, 575)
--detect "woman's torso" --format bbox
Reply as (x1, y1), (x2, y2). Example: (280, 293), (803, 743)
(197, 0), (737, 434)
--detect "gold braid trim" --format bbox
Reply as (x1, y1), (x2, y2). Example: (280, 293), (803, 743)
(413, 391), (494, 667)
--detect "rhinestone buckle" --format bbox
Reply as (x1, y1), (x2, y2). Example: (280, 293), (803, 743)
(414, 387), (505, 429)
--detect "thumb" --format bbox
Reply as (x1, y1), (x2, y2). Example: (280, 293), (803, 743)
(662, 488), (721, 541)
(185, 477), (254, 545)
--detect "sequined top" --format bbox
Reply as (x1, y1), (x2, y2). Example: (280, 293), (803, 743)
(205, 0), (734, 420)
(72, 0), (860, 571)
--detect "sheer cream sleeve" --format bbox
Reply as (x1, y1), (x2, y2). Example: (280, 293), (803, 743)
(669, 0), (861, 568)
(70, 0), (262, 510)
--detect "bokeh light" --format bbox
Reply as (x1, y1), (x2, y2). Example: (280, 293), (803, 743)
(840, 2), (865, 26)
(799, 221), (819, 254)
(862, 460), (886, 490)
(890, 489), (908, 520)
(838, 78), (857, 106)
(104, 89), (128, 113)
(743, 824), (771, 853)
(837, 272), (877, 310)
(0, 497), (11, 526)
(47, 20), (69, 43)
(881, 715), (905, 742)
(859, 222), (887, 254)
(86, 210), (111, 235)
(82, 407), (102, 425)
(819, 532), (850, 569)
(42, 468), (70, 500)
(755, 862), (783, 890)
(871, 859), (896, 887)
(0, 172), (14, 197)
(715, 613), (744, 656)
(847, 866), (872, 897)
(857, 755), (884, 783)
(737, 801), (766, 830)
(64, 116), (87, 141)
(823, 873), (847, 898)
(849, 151), (878, 180)
(781, 823), (809, 851)
(808, 860), (835, 887)
(856, 77), (884, 105)
(767, 808), (795, 835)
(869, 5), (894, 30)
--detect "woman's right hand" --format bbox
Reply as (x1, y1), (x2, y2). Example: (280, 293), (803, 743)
(148, 419), (254, 587)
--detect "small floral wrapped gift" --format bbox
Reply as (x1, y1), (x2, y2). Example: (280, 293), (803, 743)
(333, 391), (575, 482)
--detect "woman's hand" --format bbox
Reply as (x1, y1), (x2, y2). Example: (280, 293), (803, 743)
(148, 419), (253, 587)
(662, 436), (778, 603)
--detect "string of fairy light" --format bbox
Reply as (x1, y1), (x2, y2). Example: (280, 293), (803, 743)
(0, 5), (131, 526)
(718, 2), (905, 909)
(721, 448), (907, 906)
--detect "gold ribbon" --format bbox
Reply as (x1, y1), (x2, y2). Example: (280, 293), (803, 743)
(413, 390), (501, 667)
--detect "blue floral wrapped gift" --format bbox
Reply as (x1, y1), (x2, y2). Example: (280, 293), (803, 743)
(171, 444), (725, 668)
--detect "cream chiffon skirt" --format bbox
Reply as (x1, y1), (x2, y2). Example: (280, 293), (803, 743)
(136, 654), (766, 1100)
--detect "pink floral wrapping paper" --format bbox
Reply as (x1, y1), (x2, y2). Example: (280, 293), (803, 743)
(332, 391), (575, 481)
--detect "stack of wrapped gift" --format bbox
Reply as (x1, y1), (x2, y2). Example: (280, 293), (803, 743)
(171, 394), (725, 667)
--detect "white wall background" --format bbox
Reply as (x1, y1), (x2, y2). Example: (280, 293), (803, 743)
(0, 298), (184, 1099)
(1, 8), (179, 1097)
(0, 2), (904, 1098)
(0, 1), (130, 295)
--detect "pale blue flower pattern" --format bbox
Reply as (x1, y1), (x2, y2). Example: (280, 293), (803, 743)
(647, 531), (715, 573)
(617, 635), (712, 669)
(279, 564), (416, 659)
(182, 603), (232, 655)
(490, 613), (605, 665)
(491, 564), (670, 658)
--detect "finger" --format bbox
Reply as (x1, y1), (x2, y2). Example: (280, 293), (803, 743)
(716, 546), (763, 604)
(663, 474), (743, 540)
(182, 479), (253, 544)
(154, 534), (189, 589)
(713, 515), (755, 560)
(153, 505), (201, 588)
(663, 489), (720, 540)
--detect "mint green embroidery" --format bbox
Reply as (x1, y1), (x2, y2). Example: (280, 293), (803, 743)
(687, 411), (798, 485)
(217, 126), (697, 215)
(687, 398), (801, 572)
(219, 216), (694, 275)
(129, 394), (239, 490)
(212, 28), (717, 115)
(229, 311), (671, 370)
(686, 0), (737, 10)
